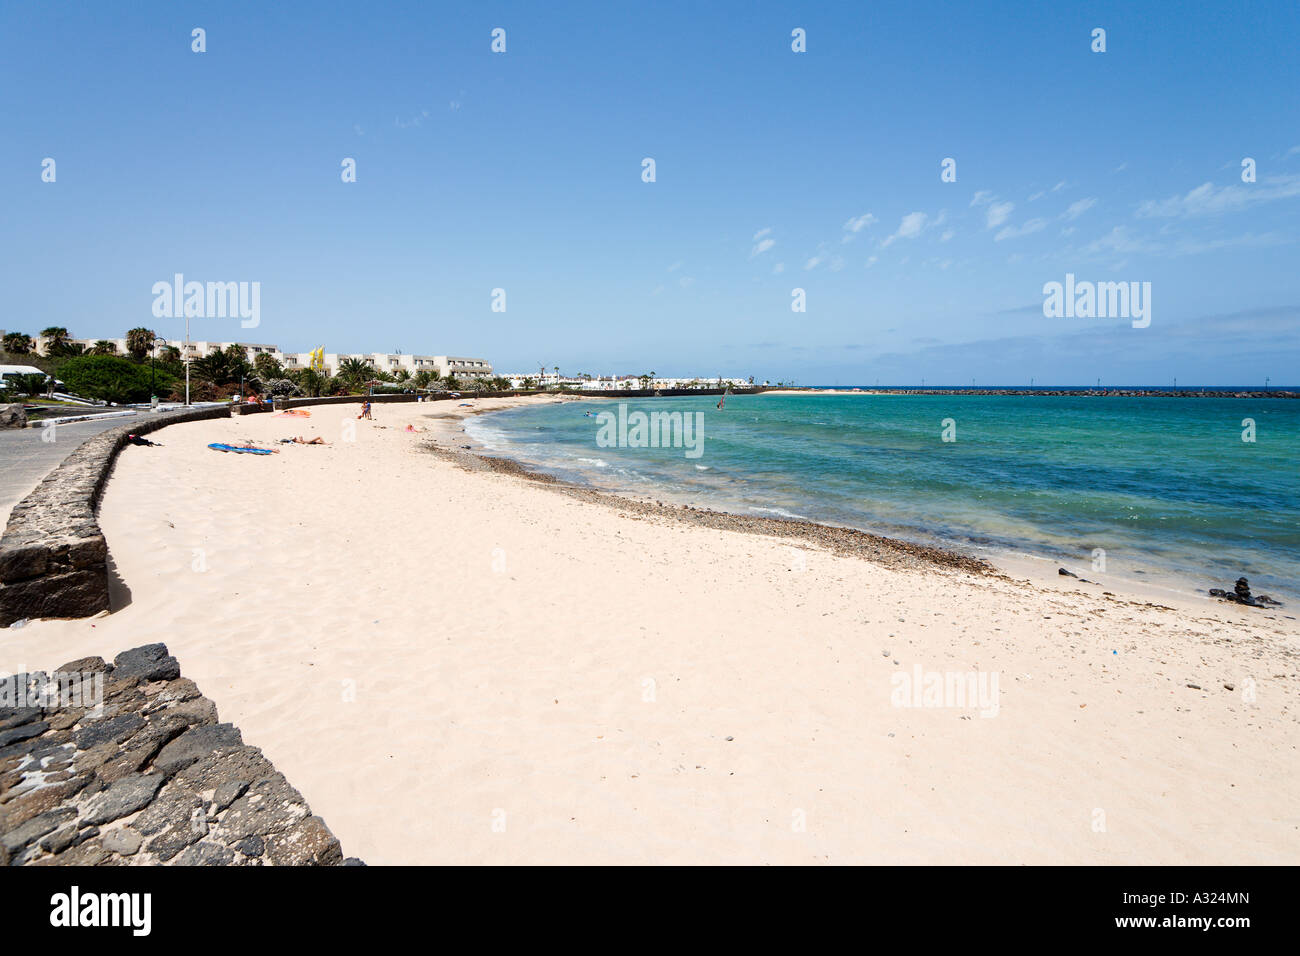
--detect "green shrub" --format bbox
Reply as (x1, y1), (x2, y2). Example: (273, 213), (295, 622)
(58, 354), (163, 404)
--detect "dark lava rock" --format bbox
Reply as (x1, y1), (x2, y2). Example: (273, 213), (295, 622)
(39, 824), (79, 855)
(111, 644), (180, 684)
(0, 721), (48, 749)
(233, 834), (264, 858)
(72, 712), (144, 750)
(219, 775), (306, 842)
(1209, 576), (1283, 608)
(264, 815), (343, 866)
(81, 773), (165, 825)
(132, 788), (204, 837)
(146, 821), (206, 862)
(1, 808), (77, 853)
(212, 779), (250, 814)
(0, 708), (43, 732)
(56, 656), (111, 676)
(153, 723), (244, 776)
(173, 841), (235, 866)
(1058, 568), (1077, 577)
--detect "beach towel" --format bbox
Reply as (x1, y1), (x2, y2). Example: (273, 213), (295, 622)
(273, 409), (312, 418)
(207, 443), (274, 455)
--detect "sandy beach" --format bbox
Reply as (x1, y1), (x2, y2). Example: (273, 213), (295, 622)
(6, 394), (1297, 865)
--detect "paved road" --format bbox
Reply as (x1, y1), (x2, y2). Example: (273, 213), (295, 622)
(0, 417), (133, 524)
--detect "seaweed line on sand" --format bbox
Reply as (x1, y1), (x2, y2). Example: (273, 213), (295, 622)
(418, 440), (995, 576)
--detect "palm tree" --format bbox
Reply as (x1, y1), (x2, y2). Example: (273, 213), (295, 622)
(192, 345), (251, 386)
(336, 357), (373, 392)
(291, 367), (328, 398)
(125, 327), (156, 361)
(253, 352), (285, 380)
(2, 332), (34, 354)
(40, 327), (74, 357)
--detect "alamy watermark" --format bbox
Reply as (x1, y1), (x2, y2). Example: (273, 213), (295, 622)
(1, 669), (104, 718)
(1042, 273), (1150, 328)
(595, 404), (704, 459)
(152, 273), (260, 328)
(890, 665), (1000, 718)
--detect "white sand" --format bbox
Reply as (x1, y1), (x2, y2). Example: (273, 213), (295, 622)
(6, 396), (1298, 864)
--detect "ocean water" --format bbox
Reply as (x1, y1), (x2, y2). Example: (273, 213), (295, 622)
(464, 394), (1300, 601)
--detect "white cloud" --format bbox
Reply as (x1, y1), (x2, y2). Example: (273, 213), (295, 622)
(881, 211), (928, 248)
(1136, 175), (1300, 218)
(994, 218), (1047, 241)
(940, 229), (955, 242)
(1051, 180), (1067, 192)
(751, 238), (775, 257)
(970, 190), (994, 207)
(1062, 197), (1098, 220)
(753, 227), (772, 240)
(986, 201), (1014, 229)
(773, 262), (785, 274)
(843, 213), (877, 239)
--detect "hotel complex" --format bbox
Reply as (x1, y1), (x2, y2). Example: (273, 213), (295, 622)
(8, 332), (756, 390)
(17, 334), (493, 381)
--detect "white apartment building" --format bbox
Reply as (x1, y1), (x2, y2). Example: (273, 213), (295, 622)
(18, 334), (491, 382)
(500, 374), (751, 390)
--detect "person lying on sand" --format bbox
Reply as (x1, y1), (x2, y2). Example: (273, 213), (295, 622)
(126, 434), (161, 446)
(277, 436), (328, 444)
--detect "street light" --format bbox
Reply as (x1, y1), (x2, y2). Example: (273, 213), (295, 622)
(149, 336), (167, 408)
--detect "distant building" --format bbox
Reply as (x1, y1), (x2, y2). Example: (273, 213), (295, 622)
(22, 335), (491, 382)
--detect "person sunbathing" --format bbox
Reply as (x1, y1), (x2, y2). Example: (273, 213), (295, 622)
(277, 436), (327, 444)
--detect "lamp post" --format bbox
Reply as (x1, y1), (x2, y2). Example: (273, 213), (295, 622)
(149, 336), (167, 408)
(183, 312), (191, 406)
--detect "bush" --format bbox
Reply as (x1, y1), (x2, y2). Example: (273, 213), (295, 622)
(264, 378), (301, 397)
(6, 372), (50, 397)
(58, 355), (162, 404)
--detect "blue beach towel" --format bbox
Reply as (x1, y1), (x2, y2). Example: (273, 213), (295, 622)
(207, 443), (273, 455)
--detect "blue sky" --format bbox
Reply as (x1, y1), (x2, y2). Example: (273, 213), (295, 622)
(3, 0), (1298, 384)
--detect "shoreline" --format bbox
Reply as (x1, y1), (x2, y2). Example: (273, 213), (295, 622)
(758, 388), (1299, 398)
(439, 398), (1285, 615)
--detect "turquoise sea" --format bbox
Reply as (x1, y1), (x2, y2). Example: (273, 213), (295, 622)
(464, 393), (1300, 601)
